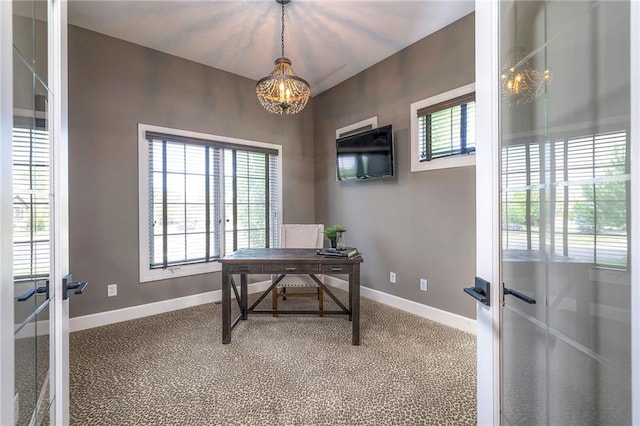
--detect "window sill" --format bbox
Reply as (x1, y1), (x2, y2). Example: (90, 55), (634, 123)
(411, 153), (475, 172)
(140, 261), (221, 283)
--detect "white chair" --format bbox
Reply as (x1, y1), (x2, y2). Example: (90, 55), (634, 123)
(271, 224), (324, 316)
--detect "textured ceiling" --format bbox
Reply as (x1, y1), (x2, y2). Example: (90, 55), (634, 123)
(68, 0), (475, 95)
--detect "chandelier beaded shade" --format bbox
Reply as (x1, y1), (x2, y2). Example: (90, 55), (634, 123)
(256, 0), (310, 115)
(501, 47), (550, 106)
(500, 3), (550, 106)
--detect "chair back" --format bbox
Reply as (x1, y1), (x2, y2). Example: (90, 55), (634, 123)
(280, 224), (324, 249)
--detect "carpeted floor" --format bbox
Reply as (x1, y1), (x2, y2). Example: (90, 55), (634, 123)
(69, 289), (476, 425)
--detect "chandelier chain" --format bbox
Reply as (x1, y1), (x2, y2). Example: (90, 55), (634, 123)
(281, 1), (285, 57)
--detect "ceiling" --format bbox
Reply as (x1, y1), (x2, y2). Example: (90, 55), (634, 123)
(67, 0), (474, 95)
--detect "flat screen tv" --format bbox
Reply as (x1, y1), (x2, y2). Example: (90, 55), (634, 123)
(336, 125), (394, 181)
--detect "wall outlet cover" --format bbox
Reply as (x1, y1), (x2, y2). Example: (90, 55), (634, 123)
(390, 272), (396, 284)
(107, 284), (118, 297)
(420, 278), (428, 291)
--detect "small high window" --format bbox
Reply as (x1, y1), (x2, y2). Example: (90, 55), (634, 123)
(410, 83), (476, 172)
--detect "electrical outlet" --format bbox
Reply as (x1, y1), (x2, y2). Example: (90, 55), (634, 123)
(389, 272), (396, 284)
(420, 278), (428, 292)
(107, 283), (118, 297)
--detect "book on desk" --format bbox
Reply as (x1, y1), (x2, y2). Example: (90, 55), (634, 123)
(316, 247), (359, 258)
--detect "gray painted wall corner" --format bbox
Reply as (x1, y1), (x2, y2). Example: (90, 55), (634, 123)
(313, 13), (477, 320)
(68, 25), (315, 317)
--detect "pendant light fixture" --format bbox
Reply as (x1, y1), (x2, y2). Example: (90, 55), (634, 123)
(500, 2), (550, 106)
(256, 0), (310, 115)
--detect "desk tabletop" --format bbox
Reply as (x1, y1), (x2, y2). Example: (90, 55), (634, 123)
(219, 248), (363, 264)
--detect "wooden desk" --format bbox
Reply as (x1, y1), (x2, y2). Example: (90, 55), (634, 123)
(219, 248), (363, 345)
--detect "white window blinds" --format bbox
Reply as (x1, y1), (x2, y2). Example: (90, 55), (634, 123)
(418, 93), (476, 161)
(502, 130), (629, 268)
(13, 126), (50, 279)
(147, 132), (279, 269)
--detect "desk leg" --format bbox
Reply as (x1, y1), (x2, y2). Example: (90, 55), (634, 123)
(351, 263), (360, 346)
(241, 273), (248, 320)
(222, 266), (231, 344)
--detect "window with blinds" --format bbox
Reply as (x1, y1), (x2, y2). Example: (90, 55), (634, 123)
(418, 93), (476, 161)
(13, 126), (50, 280)
(145, 130), (279, 273)
(502, 130), (629, 268)
(223, 150), (278, 255)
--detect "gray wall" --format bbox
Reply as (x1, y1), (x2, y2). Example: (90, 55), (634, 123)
(68, 26), (315, 317)
(68, 14), (478, 320)
(313, 14), (477, 319)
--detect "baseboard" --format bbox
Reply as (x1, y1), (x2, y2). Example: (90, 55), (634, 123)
(70, 280), (272, 333)
(323, 276), (476, 334)
(70, 278), (476, 335)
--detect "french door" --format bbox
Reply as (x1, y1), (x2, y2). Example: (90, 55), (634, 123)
(1, 0), (70, 424)
(499, 1), (632, 423)
(475, 0), (639, 424)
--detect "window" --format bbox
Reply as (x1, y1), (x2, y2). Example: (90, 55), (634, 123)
(502, 129), (629, 268)
(139, 124), (281, 282)
(410, 83), (476, 172)
(13, 120), (50, 280)
(335, 116), (377, 139)
(418, 94), (475, 161)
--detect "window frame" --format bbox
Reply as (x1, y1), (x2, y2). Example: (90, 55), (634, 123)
(138, 123), (282, 283)
(410, 83), (476, 172)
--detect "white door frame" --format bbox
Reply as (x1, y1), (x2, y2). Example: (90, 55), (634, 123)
(630, 1), (639, 423)
(475, 0), (640, 424)
(0, 1), (69, 423)
(50, 0), (70, 424)
(475, 1), (501, 424)
(0, 1), (15, 424)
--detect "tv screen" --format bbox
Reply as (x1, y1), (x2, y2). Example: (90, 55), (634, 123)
(336, 125), (394, 181)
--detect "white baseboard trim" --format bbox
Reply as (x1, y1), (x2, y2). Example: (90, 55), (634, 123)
(69, 278), (476, 335)
(69, 280), (272, 333)
(324, 276), (476, 334)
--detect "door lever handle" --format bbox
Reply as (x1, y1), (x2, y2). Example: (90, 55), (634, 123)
(62, 274), (89, 300)
(463, 277), (490, 306)
(16, 280), (49, 301)
(67, 281), (88, 295)
(503, 285), (536, 304)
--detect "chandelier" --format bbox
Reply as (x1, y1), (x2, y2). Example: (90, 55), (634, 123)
(256, 0), (310, 115)
(500, 4), (550, 106)
(501, 47), (550, 106)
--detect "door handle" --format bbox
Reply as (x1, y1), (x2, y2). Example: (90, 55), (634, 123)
(503, 284), (536, 304)
(463, 277), (490, 306)
(62, 274), (89, 300)
(16, 280), (49, 301)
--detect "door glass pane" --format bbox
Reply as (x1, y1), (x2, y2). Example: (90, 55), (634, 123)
(500, 1), (631, 424)
(35, 300), (51, 425)
(13, 9), (52, 425)
(12, 0), (35, 73)
(12, 0), (48, 88)
(14, 313), (37, 426)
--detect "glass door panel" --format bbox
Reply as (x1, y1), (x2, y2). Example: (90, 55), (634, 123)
(12, 0), (48, 87)
(500, 1), (631, 424)
(12, 1), (52, 424)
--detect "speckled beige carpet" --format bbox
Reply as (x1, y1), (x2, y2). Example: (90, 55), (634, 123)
(69, 289), (476, 425)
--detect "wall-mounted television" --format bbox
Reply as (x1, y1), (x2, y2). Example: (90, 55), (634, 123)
(336, 124), (394, 181)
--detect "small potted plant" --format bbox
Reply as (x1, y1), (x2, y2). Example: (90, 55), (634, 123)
(324, 224), (346, 248)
